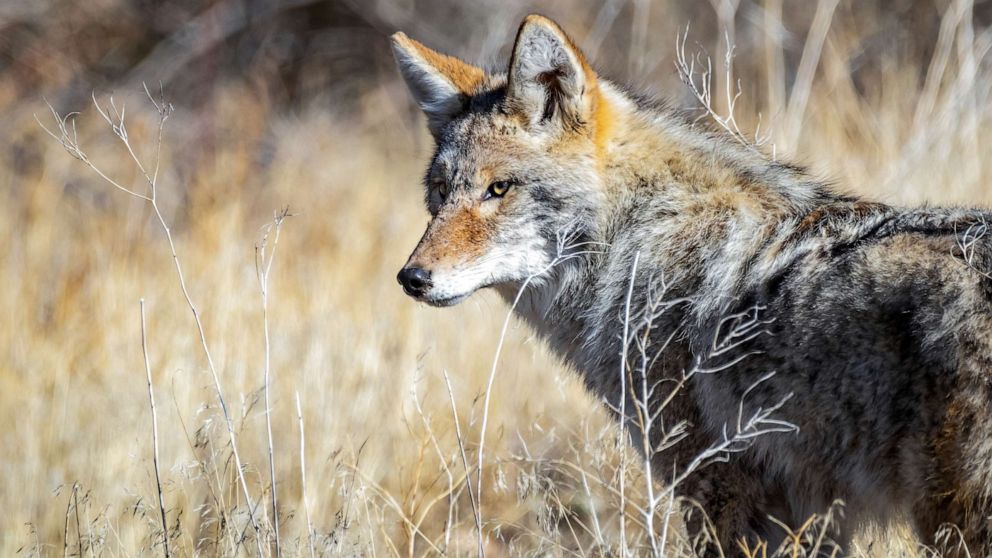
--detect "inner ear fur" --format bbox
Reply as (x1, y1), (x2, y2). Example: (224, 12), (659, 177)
(506, 14), (599, 130)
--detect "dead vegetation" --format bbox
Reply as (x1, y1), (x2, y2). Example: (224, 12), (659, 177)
(5, 0), (992, 556)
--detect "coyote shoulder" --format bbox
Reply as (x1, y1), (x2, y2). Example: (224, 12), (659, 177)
(391, 14), (992, 555)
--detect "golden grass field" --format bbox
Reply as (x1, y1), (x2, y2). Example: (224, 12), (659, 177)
(4, 0), (992, 556)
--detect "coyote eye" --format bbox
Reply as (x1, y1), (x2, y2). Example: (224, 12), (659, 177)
(436, 182), (449, 201)
(484, 180), (513, 200)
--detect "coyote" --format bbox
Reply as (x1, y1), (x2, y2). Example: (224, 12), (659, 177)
(391, 14), (992, 555)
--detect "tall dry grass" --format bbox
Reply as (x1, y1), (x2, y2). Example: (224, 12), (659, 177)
(4, 0), (992, 556)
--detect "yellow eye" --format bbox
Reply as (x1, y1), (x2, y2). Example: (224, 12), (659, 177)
(486, 180), (512, 199)
(436, 182), (449, 200)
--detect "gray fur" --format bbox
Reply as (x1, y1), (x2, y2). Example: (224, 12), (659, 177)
(392, 16), (992, 556)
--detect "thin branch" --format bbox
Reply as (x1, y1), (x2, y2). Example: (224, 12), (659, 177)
(256, 207), (291, 558)
(475, 223), (605, 558)
(40, 92), (264, 556)
(618, 251), (640, 557)
(675, 26), (774, 155)
(295, 392), (316, 558)
(412, 376), (456, 551)
(139, 299), (170, 558)
(442, 370), (480, 552)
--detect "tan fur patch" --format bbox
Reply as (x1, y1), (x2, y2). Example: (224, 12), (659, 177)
(414, 207), (492, 267)
(592, 86), (615, 162)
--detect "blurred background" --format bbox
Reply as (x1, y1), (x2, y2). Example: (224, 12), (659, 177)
(3, 0), (992, 555)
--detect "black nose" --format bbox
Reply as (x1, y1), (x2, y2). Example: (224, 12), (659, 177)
(397, 267), (432, 297)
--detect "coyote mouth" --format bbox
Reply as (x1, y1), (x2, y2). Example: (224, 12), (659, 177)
(423, 293), (471, 307)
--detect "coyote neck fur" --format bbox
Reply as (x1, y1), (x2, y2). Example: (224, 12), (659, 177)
(498, 82), (843, 399)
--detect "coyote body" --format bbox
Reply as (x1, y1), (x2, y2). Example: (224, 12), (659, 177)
(392, 15), (992, 554)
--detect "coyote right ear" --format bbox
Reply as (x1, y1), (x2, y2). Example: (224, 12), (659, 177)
(391, 32), (485, 138)
(506, 15), (598, 132)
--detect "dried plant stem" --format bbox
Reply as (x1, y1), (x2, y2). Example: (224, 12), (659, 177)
(73, 484), (83, 558)
(442, 370), (480, 550)
(257, 209), (290, 558)
(708, 0), (741, 116)
(295, 392), (316, 558)
(37, 91), (264, 556)
(140, 299), (170, 558)
(474, 282), (527, 558)
(141, 132), (265, 558)
(914, 0), (969, 131)
(472, 271), (551, 556)
(675, 26), (773, 155)
(346, 466), (447, 556)
(412, 378), (456, 550)
(63, 485), (71, 558)
(784, 0), (839, 147)
(618, 251), (639, 557)
(475, 226), (605, 557)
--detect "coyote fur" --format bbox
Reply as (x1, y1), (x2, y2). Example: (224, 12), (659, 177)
(391, 14), (992, 555)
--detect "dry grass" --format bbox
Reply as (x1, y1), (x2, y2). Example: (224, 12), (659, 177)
(4, 0), (992, 556)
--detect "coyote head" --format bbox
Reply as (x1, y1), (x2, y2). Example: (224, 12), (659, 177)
(392, 15), (611, 306)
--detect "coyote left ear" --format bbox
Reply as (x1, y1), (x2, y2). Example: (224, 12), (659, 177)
(392, 32), (486, 138)
(506, 15), (597, 131)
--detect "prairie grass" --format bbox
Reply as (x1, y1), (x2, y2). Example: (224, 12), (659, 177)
(4, 0), (992, 556)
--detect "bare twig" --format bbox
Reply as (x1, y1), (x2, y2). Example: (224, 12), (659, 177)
(345, 465), (447, 556)
(412, 376), (456, 551)
(675, 26), (774, 156)
(295, 392), (316, 558)
(618, 251), (640, 557)
(707, 0), (741, 116)
(62, 485), (71, 558)
(73, 483), (83, 558)
(475, 224), (607, 557)
(441, 369), (480, 552)
(256, 207), (291, 558)
(602, 263), (795, 555)
(664, 372), (796, 497)
(39, 90), (264, 556)
(140, 299), (170, 558)
(956, 217), (992, 281)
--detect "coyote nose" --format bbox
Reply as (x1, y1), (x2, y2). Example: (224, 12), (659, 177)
(397, 267), (432, 297)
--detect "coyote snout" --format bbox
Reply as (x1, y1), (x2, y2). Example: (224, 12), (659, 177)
(395, 195), (551, 307)
(395, 266), (431, 298)
(392, 16), (607, 307)
(395, 199), (508, 306)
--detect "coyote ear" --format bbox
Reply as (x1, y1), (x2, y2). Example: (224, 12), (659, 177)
(506, 15), (596, 131)
(392, 32), (485, 137)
